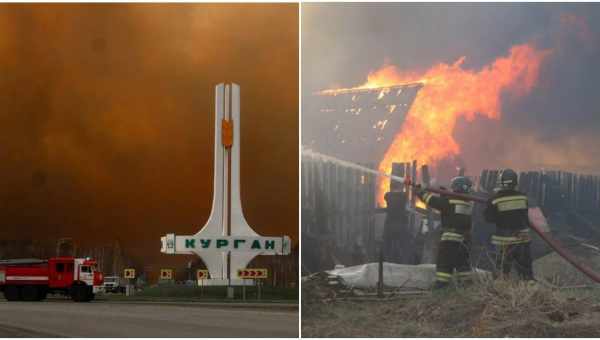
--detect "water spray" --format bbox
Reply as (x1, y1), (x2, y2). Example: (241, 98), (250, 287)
(302, 147), (486, 203)
(302, 148), (407, 185)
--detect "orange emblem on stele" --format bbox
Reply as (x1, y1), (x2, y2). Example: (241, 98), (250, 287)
(222, 119), (233, 148)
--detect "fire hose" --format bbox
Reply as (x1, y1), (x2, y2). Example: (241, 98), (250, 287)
(406, 178), (600, 284)
(302, 148), (600, 284)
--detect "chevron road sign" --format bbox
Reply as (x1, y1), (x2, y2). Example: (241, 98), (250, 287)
(124, 268), (136, 279)
(196, 269), (209, 280)
(237, 268), (268, 279)
(160, 269), (173, 280)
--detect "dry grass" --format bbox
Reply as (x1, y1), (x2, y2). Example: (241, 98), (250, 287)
(302, 277), (600, 337)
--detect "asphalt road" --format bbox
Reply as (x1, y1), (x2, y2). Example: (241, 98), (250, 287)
(0, 299), (298, 337)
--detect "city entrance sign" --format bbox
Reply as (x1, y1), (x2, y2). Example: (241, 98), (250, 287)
(160, 83), (291, 286)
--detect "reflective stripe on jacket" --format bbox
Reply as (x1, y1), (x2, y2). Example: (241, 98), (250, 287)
(417, 191), (473, 235)
(491, 229), (531, 245)
(492, 195), (528, 212)
(484, 189), (530, 233)
(441, 231), (465, 242)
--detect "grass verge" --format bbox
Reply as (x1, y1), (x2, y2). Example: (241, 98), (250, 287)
(302, 278), (600, 337)
(101, 284), (298, 302)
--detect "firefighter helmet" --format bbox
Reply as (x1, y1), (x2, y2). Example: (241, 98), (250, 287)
(450, 176), (472, 193)
(497, 168), (518, 189)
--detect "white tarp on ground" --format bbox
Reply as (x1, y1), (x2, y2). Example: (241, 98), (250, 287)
(326, 262), (437, 290)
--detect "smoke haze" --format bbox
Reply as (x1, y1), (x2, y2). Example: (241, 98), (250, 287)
(0, 4), (298, 267)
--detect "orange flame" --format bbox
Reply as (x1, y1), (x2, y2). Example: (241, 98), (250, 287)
(317, 65), (424, 96)
(370, 44), (551, 206)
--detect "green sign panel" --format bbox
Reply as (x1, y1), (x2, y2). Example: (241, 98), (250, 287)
(162, 234), (291, 255)
(184, 238), (276, 250)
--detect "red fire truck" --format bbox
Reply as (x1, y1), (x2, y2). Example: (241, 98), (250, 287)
(0, 257), (104, 302)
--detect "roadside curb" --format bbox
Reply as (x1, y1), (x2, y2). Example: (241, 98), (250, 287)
(96, 299), (298, 311)
(1, 297), (298, 311)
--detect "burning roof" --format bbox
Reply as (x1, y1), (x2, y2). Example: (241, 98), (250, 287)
(307, 43), (550, 206)
(303, 83), (422, 166)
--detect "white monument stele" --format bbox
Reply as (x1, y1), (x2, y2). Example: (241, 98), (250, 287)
(160, 83), (292, 286)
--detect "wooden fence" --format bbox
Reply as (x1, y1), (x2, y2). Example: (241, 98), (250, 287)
(301, 154), (600, 273)
(301, 151), (378, 272)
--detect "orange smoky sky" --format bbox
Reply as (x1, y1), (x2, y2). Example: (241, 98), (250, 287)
(0, 4), (298, 267)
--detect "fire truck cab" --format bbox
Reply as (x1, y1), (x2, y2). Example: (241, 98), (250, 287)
(0, 256), (104, 302)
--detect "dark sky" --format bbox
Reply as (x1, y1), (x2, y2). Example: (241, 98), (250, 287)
(303, 3), (600, 176)
(0, 4), (298, 267)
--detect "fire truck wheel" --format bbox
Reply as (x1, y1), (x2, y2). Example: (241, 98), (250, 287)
(84, 286), (94, 302)
(4, 286), (21, 301)
(21, 285), (39, 302)
(71, 284), (93, 302)
(70, 284), (84, 302)
(37, 288), (48, 301)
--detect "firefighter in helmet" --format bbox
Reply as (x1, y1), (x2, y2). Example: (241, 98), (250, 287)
(484, 168), (534, 280)
(417, 176), (474, 289)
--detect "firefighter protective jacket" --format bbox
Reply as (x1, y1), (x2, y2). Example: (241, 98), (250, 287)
(418, 190), (473, 242)
(484, 189), (531, 245)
